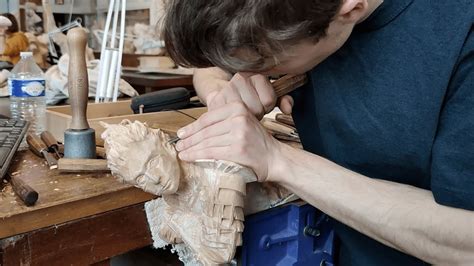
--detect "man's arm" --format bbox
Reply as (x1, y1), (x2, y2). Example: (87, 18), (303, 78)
(271, 143), (474, 265)
(193, 67), (232, 105)
(175, 100), (474, 265)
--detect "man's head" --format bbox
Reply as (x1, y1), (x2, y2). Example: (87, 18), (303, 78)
(163, 0), (371, 75)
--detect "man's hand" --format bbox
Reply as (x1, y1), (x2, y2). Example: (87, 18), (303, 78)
(206, 72), (278, 119)
(175, 102), (281, 181)
(194, 68), (295, 118)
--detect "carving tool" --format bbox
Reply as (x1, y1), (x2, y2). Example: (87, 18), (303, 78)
(63, 28), (97, 159)
(261, 118), (299, 139)
(275, 113), (295, 127)
(6, 173), (39, 206)
(167, 73), (307, 145)
(57, 158), (109, 173)
(26, 133), (58, 169)
(40, 131), (61, 158)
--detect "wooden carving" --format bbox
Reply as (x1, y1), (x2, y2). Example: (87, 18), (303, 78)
(101, 120), (245, 264)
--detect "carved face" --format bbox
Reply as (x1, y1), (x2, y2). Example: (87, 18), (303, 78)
(101, 120), (181, 195)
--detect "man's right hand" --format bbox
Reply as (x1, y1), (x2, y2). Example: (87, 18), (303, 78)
(207, 72), (277, 119)
(194, 68), (294, 119)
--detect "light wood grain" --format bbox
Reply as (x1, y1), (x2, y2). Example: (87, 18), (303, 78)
(46, 100), (206, 144)
(272, 74), (307, 97)
(96, 146), (106, 158)
(57, 158), (109, 173)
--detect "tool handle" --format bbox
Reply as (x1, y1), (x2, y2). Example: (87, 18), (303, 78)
(261, 118), (297, 136)
(275, 113), (295, 127)
(9, 174), (39, 206)
(67, 28), (90, 130)
(40, 131), (59, 150)
(26, 133), (47, 156)
(272, 74), (307, 97)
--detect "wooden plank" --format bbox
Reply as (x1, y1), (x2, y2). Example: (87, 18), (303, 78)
(0, 151), (155, 238)
(57, 158), (110, 173)
(0, 204), (152, 266)
(47, 104), (205, 144)
(46, 100), (134, 119)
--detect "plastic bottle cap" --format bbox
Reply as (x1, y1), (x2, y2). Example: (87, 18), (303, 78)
(20, 52), (33, 57)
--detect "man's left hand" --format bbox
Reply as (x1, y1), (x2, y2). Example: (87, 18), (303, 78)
(175, 101), (280, 181)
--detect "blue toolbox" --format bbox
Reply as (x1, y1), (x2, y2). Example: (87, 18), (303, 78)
(242, 203), (335, 266)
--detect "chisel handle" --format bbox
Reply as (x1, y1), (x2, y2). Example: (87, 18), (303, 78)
(272, 74), (307, 97)
(26, 133), (48, 156)
(40, 131), (59, 150)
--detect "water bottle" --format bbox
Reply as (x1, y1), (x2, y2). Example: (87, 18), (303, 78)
(8, 52), (47, 135)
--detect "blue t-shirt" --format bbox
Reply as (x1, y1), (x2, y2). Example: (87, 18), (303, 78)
(291, 1), (474, 265)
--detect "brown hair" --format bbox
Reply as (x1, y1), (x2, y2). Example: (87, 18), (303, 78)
(2, 13), (19, 34)
(163, 0), (342, 73)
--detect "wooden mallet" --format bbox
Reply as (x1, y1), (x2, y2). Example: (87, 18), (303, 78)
(63, 28), (97, 159)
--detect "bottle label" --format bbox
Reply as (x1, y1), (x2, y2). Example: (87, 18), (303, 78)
(8, 79), (46, 97)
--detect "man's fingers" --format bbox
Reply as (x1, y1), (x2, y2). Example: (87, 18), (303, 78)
(176, 121), (230, 151)
(229, 73), (264, 117)
(178, 134), (230, 153)
(250, 74), (277, 114)
(178, 146), (229, 162)
(177, 102), (248, 139)
(278, 95), (294, 115)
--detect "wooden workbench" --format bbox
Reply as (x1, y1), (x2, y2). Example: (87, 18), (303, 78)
(0, 109), (206, 265)
(0, 107), (300, 265)
(0, 151), (157, 265)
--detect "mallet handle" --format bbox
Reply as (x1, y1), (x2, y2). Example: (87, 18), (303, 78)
(67, 28), (90, 130)
(40, 130), (59, 150)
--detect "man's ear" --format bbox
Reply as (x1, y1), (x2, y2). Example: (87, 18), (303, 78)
(335, 0), (368, 24)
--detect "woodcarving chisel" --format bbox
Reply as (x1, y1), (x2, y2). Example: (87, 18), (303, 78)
(40, 131), (62, 158)
(26, 133), (58, 169)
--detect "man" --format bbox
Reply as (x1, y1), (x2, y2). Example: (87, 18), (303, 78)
(163, 0), (474, 265)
